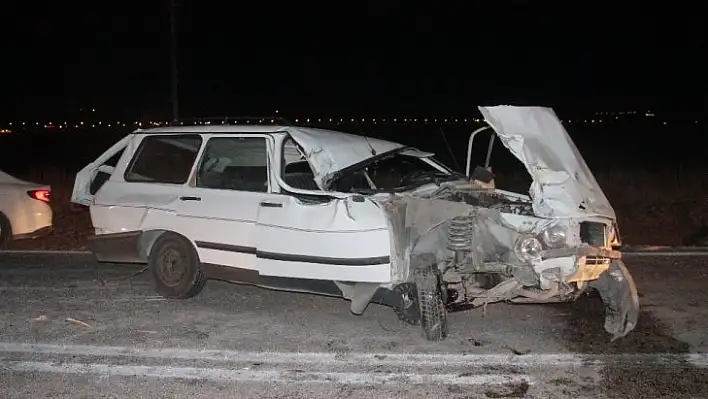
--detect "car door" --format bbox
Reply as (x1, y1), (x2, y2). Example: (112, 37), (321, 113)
(73, 133), (205, 263)
(255, 136), (391, 283)
(71, 134), (133, 207)
(173, 134), (274, 270)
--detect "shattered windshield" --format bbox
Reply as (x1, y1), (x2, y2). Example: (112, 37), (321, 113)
(330, 150), (464, 193)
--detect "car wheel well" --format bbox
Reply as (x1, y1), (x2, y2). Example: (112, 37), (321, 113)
(138, 230), (194, 260)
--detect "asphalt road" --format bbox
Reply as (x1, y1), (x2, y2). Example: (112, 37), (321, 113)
(1, 252), (707, 398)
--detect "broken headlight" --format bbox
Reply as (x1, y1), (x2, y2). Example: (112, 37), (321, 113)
(514, 236), (543, 263)
(540, 225), (567, 248)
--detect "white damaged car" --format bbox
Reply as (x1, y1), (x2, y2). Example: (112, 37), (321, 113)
(71, 105), (639, 341)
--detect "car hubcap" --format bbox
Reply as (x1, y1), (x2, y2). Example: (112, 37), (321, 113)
(158, 246), (186, 286)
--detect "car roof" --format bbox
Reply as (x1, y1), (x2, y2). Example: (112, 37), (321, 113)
(133, 125), (292, 134)
(132, 124), (414, 190)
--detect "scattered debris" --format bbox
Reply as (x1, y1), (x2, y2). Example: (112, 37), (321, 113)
(95, 266), (149, 286)
(31, 315), (50, 322)
(65, 317), (92, 329)
(503, 344), (531, 356)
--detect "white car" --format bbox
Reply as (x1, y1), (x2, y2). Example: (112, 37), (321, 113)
(0, 170), (53, 249)
(71, 105), (639, 341)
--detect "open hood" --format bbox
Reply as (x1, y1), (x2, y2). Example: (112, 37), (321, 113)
(285, 126), (406, 189)
(478, 105), (616, 220)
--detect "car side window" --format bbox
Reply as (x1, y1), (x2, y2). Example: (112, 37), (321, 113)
(280, 137), (319, 191)
(124, 134), (202, 184)
(89, 149), (126, 195)
(104, 149), (125, 168)
(195, 137), (269, 193)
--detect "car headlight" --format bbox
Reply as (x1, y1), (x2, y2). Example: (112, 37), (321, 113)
(541, 225), (567, 248)
(514, 236), (543, 262)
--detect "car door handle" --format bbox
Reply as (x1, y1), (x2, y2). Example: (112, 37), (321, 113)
(179, 196), (201, 201)
(259, 201), (282, 208)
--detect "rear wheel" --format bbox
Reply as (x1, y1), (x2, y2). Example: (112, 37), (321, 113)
(413, 254), (448, 341)
(149, 232), (206, 299)
(0, 212), (11, 250)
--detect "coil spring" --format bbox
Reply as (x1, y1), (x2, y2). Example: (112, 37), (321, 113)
(447, 215), (474, 251)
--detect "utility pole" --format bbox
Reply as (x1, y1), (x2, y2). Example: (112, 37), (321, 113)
(169, 0), (179, 122)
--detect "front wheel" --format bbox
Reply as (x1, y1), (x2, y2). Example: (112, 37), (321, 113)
(149, 232), (207, 299)
(413, 255), (448, 341)
(392, 282), (421, 326)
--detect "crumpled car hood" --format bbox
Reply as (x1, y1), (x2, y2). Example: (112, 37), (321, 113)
(285, 126), (406, 189)
(478, 105), (616, 220)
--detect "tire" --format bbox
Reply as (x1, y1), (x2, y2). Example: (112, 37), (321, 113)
(413, 255), (448, 342)
(149, 232), (207, 299)
(0, 212), (12, 250)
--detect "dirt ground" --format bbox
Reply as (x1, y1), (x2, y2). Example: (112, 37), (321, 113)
(1, 252), (708, 398)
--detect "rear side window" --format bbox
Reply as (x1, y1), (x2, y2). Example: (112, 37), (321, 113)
(104, 149), (125, 167)
(124, 134), (202, 184)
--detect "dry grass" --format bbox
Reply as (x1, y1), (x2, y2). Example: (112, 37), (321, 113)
(5, 167), (707, 251)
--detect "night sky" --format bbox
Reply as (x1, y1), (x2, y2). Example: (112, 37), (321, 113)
(3, 2), (704, 120)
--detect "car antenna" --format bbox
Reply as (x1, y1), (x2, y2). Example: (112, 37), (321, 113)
(439, 127), (461, 172)
(355, 119), (377, 156)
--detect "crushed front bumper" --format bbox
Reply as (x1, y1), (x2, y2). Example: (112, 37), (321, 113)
(589, 259), (640, 340)
(540, 246), (638, 340)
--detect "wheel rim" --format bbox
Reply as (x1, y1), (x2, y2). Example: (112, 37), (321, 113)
(393, 283), (421, 325)
(156, 245), (187, 287)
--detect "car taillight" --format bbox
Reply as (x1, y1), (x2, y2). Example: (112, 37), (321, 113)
(28, 189), (51, 203)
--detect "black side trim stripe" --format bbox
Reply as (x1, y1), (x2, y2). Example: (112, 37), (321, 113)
(195, 241), (257, 254)
(257, 251), (390, 266)
(195, 241), (389, 266)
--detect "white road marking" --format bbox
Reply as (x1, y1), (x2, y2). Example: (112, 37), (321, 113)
(0, 342), (707, 368)
(1, 360), (530, 386)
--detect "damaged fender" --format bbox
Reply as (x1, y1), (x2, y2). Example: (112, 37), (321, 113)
(588, 259), (639, 340)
